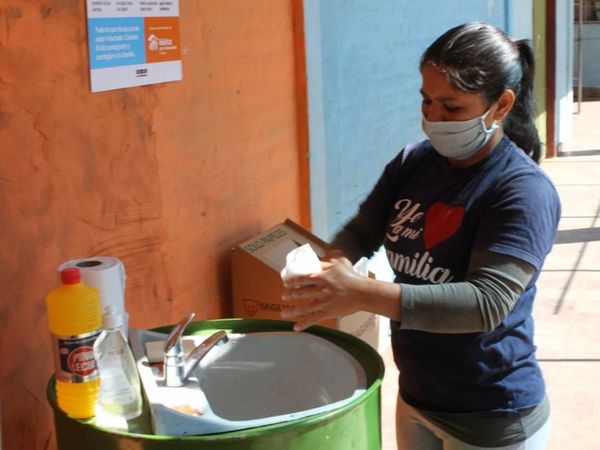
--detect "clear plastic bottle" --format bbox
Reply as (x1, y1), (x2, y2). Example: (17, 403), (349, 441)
(46, 267), (102, 419)
(93, 305), (142, 421)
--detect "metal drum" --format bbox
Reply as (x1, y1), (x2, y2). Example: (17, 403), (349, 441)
(48, 319), (384, 450)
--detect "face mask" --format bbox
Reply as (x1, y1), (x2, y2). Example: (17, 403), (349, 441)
(422, 108), (498, 160)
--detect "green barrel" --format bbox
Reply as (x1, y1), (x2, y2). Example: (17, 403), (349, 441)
(48, 319), (385, 450)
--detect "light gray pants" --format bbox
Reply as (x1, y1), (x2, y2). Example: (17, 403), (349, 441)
(396, 394), (551, 450)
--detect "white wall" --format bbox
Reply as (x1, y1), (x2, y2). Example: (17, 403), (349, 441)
(557, 0), (575, 149)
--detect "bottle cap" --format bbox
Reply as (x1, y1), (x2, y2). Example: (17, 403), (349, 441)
(61, 267), (81, 285)
(102, 305), (123, 329)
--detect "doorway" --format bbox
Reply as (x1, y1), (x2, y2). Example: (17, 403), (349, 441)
(562, 0), (600, 156)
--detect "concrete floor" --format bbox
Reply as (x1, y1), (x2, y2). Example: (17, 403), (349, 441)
(380, 102), (600, 450)
(562, 100), (600, 155)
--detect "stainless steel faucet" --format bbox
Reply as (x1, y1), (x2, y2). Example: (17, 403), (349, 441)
(163, 312), (229, 387)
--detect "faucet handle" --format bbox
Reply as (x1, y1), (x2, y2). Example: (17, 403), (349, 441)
(187, 331), (228, 360)
(164, 312), (195, 355)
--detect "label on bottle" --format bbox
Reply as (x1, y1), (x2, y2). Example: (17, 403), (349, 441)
(52, 329), (102, 383)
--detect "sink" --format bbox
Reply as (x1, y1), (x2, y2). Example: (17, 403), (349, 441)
(129, 327), (367, 436)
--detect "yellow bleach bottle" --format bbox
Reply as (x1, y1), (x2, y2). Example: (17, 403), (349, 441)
(46, 266), (102, 418)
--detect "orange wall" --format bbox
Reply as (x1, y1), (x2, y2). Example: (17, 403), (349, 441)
(0, 1), (307, 448)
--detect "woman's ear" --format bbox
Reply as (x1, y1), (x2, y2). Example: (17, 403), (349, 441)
(493, 89), (516, 121)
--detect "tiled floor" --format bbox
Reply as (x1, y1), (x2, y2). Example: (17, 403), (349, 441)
(535, 149), (600, 450)
(379, 102), (600, 450)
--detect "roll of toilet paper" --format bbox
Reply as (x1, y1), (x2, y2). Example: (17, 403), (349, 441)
(58, 256), (128, 337)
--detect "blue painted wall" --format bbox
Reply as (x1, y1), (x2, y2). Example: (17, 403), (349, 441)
(507, 0), (533, 39)
(304, 0), (535, 240)
(575, 24), (600, 87)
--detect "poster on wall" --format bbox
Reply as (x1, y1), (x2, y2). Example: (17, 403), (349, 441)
(86, 1), (182, 93)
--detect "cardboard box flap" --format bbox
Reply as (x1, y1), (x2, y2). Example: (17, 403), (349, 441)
(236, 219), (328, 271)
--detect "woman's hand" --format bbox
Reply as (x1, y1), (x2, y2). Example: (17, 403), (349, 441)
(281, 256), (369, 331)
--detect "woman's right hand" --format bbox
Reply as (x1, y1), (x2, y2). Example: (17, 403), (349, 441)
(280, 256), (368, 331)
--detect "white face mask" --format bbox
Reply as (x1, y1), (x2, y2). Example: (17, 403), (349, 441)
(422, 108), (498, 160)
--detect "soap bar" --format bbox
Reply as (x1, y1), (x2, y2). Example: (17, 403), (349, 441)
(145, 338), (205, 364)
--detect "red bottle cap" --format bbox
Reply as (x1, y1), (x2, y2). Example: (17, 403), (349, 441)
(61, 267), (81, 285)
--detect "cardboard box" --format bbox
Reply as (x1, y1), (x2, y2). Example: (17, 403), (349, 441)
(231, 219), (379, 350)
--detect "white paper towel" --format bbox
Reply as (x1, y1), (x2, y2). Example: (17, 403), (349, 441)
(353, 257), (369, 277)
(280, 245), (370, 282)
(58, 256), (128, 337)
(280, 244), (322, 281)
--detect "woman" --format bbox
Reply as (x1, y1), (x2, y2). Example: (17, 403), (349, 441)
(281, 23), (560, 449)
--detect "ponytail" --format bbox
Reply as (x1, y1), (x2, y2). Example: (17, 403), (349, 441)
(504, 40), (541, 163)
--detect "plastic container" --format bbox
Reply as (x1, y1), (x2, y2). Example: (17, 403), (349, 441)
(46, 267), (102, 419)
(93, 306), (142, 421)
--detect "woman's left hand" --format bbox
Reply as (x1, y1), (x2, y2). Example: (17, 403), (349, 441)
(281, 257), (368, 331)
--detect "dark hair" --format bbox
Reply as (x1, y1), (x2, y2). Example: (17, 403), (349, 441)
(420, 22), (541, 163)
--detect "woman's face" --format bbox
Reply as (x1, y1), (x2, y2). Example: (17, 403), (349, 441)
(420, 64), (492, 125)
(419, 63), (517, 167)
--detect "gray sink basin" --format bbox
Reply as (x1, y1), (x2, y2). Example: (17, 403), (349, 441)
(129, 328), (367, 436)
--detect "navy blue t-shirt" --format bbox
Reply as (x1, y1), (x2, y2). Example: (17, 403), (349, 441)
(360, 137), (561, 413)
